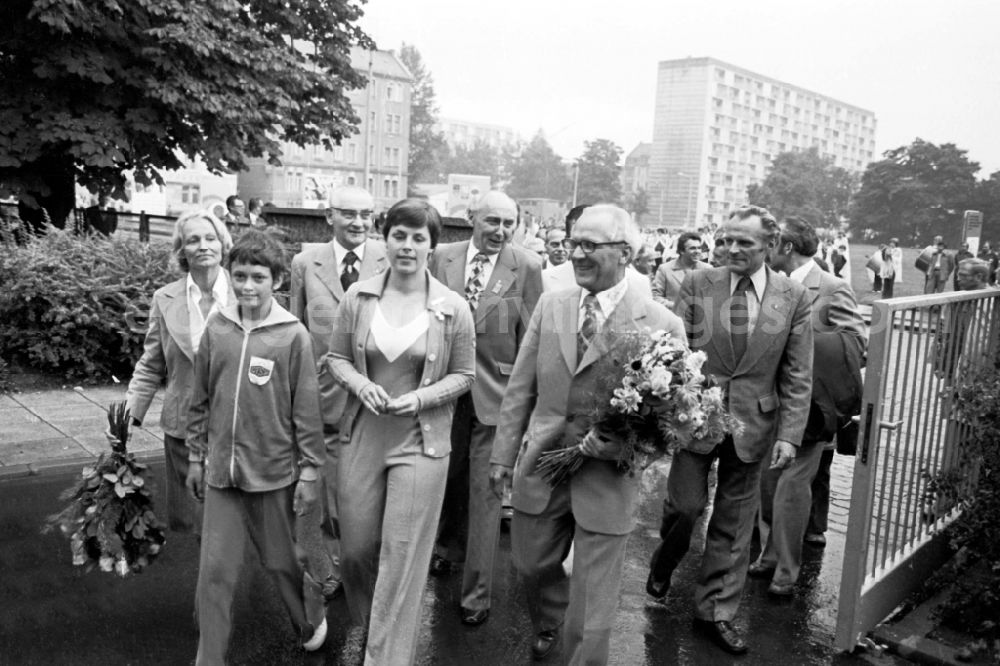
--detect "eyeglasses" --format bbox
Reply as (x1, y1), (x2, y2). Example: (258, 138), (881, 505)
(561, 238), (627, 254)
(330, 208), (373, 221)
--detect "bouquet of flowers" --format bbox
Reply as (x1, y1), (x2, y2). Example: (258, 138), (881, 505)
(44, 402), (165, 576)
(535, 329), (741, 486)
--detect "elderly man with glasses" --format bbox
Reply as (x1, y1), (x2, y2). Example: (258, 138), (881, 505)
(289, 185), (388, 602)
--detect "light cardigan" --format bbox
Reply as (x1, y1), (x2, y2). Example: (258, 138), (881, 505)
(325, 270), (476, 458)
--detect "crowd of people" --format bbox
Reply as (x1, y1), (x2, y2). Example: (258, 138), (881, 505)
(117, 183), (996, 665)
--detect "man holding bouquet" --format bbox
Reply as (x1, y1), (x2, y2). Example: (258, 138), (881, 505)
(489, 205), (685, 664)
(646, 205), (813, 655)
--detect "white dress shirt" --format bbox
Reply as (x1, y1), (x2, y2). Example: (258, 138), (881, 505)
(333, 238), (366, 275)
(730, 265), (766, 332)
(580, 276), (630, 333)
(186, 271), (230, 354)
(465, 242), (499, 286)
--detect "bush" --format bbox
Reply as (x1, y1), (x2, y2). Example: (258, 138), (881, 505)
(928, 365), (1000, 656)
(0, 228), (175, 381)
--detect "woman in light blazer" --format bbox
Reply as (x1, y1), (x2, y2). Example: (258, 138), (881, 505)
(124, 210), (233, 533)
(326, 199), (475, 666)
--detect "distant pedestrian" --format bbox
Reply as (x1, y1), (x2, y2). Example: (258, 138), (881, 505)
(247, 197), (268, 228)
(919, 236), (955, 294)
(223, 195), (248, 233)
(880, 245), (896, 298)
(186, 231), (328, 663)
(953, 242), (974, 290)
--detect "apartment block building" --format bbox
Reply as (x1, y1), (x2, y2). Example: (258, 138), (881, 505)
(238, 47), (412, 211)
(435, 117), (519, 151)
(649, 57), (876, 228)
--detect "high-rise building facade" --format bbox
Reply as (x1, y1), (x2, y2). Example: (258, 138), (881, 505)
(435, 118), (519, 152)
(649, 57), (876, 228)
(238, 47), (412, 210)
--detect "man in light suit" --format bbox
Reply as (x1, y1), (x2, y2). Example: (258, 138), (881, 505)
(289, 185), (387, 600)
(752, 217), (866, 595)
(646, 205), (813, 655)
(652, 231), (710, 309)
(429, 190), (544, 626)
(921, 236), (956, 294)
(490, 205), (685, 664)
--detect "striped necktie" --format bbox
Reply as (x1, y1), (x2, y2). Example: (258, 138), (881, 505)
(465, 253), (489, 310)
(577, 292), (598, 365)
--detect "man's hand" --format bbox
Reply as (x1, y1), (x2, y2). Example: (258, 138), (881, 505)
(578, 429), (621, 460)
(358, 382), (390, 415)
(293, 479), (318, 516)
(489, 464), (513, 500)
(185, 461), (205, 502)
(770, 440), (797, 470)
(385, 392), (420, 416)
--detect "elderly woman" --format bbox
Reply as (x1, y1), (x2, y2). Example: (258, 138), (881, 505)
(124, 210), (233, 533)
(326, 199), (475, 665)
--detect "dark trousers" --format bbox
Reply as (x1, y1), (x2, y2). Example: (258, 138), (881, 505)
(163, 433), (203, 534)
(808, 449), (835, 536)
(881, 277), (895, 299)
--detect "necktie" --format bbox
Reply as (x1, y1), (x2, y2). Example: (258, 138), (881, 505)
(730, 276), (752, 361)
(465, 253), (489, 310)
(341, 251), (359, 291)
(577, 293), (598, 365)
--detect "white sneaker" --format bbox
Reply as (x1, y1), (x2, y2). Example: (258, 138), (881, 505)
(303, 617), (328, 652)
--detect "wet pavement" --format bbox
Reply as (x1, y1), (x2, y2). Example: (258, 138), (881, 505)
(0, 455), (877, 665)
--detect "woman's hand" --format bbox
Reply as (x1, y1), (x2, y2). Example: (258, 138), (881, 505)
(385, 392), (420, 416)
(359, 382), (391, 415)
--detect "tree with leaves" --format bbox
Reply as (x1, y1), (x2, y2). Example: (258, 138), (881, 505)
(849, 139), (980, 245)
(0, 0), (372, 227)
(442, 140), (503, 186)
(745, 147), (855, 229)
(398, 43), (447, 185)
(624, 187), (650, 219)
(506, 132), (572, 202)
(575, 139), (623, 205)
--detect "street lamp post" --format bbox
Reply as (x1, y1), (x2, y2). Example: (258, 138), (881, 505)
(676, 171), (695, 228)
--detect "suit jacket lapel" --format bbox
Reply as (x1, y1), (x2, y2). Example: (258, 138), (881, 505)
(476, 245), (517, 325)
(312, 242), (344, 301)
(707, 271), (737, 372)
(358, 240), (387, 280)
(576, 284), (646, 375)
(559, 289), (581, 373)
(160, 281), (195, 362)
(442, 241), (469, 294)
(736, 267), (789, 373)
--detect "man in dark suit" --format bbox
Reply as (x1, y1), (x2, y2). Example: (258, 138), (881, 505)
(289, 185), (387, 600)
(752, 217), (866, 595)
(921, 236), (956, 294)
(429, 190), (544, 626)
(646, 205), (813, 655)
(490, 205), (685, 663)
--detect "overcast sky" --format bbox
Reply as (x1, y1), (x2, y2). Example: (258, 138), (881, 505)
(361, 0), (1000, 176)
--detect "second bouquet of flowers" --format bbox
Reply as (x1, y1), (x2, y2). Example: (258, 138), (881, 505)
(535, 329), (741, 486)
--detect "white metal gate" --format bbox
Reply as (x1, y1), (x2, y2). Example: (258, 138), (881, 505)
(834, 288), (1000, 652)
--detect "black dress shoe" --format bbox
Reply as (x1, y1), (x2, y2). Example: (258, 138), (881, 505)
(460, 607), (489, 626)
(429, 553), (454, 577)
(692, 618), (748, 655)
(645, 571), (671, 600)
(530, 629), (558, 660)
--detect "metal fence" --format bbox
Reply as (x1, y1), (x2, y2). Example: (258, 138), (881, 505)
(835, 288), (1000, 652)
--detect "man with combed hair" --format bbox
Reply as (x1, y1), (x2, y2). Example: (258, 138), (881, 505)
(429, 190), (544, 627)
(753, 216), (865, 594)
(223, 195), (247, 232)
(646, 205), (813, 655)
(652, 231), (710, 309)
(289, 185), (387, 600)
(491, 204), (685, 663)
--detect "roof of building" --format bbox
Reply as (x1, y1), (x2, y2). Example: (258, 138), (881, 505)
(625, 142), (652, 163)
(350, 47), (412, 81)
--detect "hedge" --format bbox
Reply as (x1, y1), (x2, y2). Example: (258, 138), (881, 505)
(0, 228), (175, 381)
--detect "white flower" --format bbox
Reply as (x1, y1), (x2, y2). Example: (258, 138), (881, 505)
(427, 297), (447, 321)
(684, 350), (707, 375)
(114, 555), (130, 577)
(148, 542), (161, 555)
(611, 387), (642, 413)
(648, 366), (673, 397)
(99, 555), (114, 572)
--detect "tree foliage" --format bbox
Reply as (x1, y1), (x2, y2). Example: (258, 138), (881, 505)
(398, 43), (447, 185)
(506, 132), (572, 202)
(576, 139), (623, 205)
(0, 0), (372, 226)
(442, 140), (503, 185)
(849, 139), (980, 246)
(624, 187), (650, 218)
(745, 147), (855, 229)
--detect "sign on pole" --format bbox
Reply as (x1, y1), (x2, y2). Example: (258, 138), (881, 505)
(963, 210), (983, 256)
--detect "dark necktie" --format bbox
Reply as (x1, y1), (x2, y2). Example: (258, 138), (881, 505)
(577, 293), (598, 365)
(465, 253), (489, 310)
(731, 276), (752, 360)
(340, 250), (359, 291)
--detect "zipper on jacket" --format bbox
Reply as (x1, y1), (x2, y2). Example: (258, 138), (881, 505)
(230, 326), (251, 484)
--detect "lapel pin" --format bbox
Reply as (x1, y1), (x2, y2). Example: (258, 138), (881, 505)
(492, 281), (503, 294)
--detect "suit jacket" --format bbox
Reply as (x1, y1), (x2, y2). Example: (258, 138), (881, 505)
(290, 239), (388, 426)
(674, 266), (813, 462)
(491, 284), (686, 535)
(429, 241), (543, 425)
(125, 276), (236, 438)
(800, 264), (866, 443)
(652, 258), (710, 309)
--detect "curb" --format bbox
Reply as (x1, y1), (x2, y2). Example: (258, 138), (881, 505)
(0, 449), (166, 482)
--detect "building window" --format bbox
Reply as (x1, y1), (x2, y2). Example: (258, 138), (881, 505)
(386, 113), (393, 132)
(347, 175), (356, 186)
(370, 111), (376, 129)
(383, 178), (391, 197)
(386, 83), (395, 101)
(181, 184), (200, 204)
(393, 114), (402, 134)
(391, 179), (399, 198)
(384, 147), (392, 166)
(332, 144), (344, 161)
(392, 147), (400, 167)
(348, 143), (357, 163)
(367, 176), (374, 192)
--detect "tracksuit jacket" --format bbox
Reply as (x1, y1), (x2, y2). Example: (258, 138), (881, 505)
(186, 302), (325, 491)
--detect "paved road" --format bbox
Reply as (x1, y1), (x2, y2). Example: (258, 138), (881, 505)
(0, 456), (873, 665)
